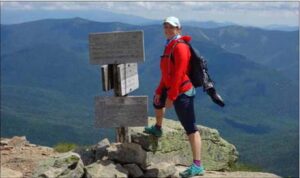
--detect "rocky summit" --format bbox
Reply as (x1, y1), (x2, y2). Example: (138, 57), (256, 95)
(130, 117), (239, 171)
(1, 118), (281, 178)
(0, 136), (58, 178)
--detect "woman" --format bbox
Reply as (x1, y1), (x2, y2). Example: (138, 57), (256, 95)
(144, 16), (205, 177)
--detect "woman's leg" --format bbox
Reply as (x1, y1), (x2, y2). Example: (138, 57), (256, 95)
(188, 131), (201, 161)
(155, 108), (165, 126)
(144, 95), (166, 137)
(174, 94), (204, 176)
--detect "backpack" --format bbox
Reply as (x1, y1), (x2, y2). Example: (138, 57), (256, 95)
(170, 40), (225, 107)
(170, 40), (214, 91)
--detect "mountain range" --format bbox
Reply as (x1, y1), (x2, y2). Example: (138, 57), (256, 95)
(201, 25), (299, 81)
(2, 8), (298, 31)
(0, 17), (299, 177)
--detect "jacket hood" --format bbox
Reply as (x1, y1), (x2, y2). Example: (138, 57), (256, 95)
(181, 35), (192, 43)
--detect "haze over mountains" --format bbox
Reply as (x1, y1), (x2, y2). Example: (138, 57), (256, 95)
(1, 16), (299, 177)
(2, 8), (298, 31)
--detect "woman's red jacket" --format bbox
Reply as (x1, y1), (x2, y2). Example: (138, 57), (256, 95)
(155, 35), (193, 101)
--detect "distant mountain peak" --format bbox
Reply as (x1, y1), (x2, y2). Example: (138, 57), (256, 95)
(71, 17), (88, 21)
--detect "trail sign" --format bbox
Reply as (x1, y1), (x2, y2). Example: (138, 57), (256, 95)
(117, 63), (139, 96)
(89, 30), (147, 143)
(101, 63), (139, 96)
(89, 31), (145, 65)
(94, 96), (148, 128)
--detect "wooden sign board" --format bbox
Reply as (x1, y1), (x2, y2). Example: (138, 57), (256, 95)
(94, 96), (148, 128)
(89, 31), (145, 65)
(117, 63), (139, 96)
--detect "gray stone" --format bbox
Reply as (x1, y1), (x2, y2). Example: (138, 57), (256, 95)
(107, 142), (148, 169)
(143, 162), (176, 178)
(32, 152), (85, 178)
(123, 164), (144, 178)
(7, 136), (29, 147)
(130, 117), (239, 171)
(0, 138), (10, 146)
(97, 138), (110, 148)
(0, 167), (23, 178)
(174, 166), (281, 178)
(85, 160), (128, 178)
(95, 138), (110, 161)
(73, 147), (95, 166)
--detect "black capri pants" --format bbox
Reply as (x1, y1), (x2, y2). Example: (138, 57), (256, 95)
(153, 88), (198, 135)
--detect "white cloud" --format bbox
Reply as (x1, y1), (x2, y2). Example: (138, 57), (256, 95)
(1, 2), (34, 10)
(1, 1), (298, 26)
(135, 2), (155, 10)
(2, 1), (298, 12)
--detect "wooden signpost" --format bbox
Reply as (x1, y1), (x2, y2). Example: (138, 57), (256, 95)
(89, 31), (147, 143)
(94, 96), (147, 128)
(89, 31), (144, 65)
(117, 63), (139, 96)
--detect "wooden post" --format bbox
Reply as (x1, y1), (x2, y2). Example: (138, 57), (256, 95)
(112, 64), (130, 143)
(89, 31), (146, 144)
(101, 64), (114, 91)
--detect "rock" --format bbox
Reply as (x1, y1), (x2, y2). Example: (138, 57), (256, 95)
(143, 162), (176, 178)
(130, 117), (238, 171)
(1, 135), (281, 178)
(73, 146), (95, 165)
(0, 138), (10, 146)
(107, 142), (148, 169)
(1, 137), (58, 178)
(97, 138), (110, 148)
(7, 136), (29, 147)
(85, 160), (128, 178)
(95, 138), (110, 161)
(123, 163), (144, 178)
(201, 128), (238, 171)
(38, 146), (54, 151)
(174, 166), (281, 178)
(32, 152), (84, 178)
(25, 143), (37, 147)
(0, 167), (23, 178)
(0, 146), (14, 151)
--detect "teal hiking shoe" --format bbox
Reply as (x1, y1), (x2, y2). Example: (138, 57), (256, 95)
(144, 125), (163, 137)
(179, 164), (205, 178)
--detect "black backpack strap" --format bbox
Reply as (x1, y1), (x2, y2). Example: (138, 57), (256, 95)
(169, 40), (192, 88)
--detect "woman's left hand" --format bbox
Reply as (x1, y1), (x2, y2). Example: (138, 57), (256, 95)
(165, 98), (174, 108)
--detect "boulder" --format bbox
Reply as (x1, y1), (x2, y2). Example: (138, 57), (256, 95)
(95, 138), (110, 161)
(130, 117), (238, 171)
(143, 162), (176, 178)
(73, 138), (111, 165)
(85, 160), (128, 178)
(73, 146), (95, 166)
(32, 152), (84, 178)
(107, 142), (148, 169)
(123, 163), (144, 178)
(174, 166), (281, 178)
(7, 136), (29, 147)
(0, 167), (23, 178)
(0, 138), (10, 146)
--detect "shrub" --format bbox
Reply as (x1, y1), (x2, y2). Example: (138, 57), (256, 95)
(53, 142), (77, 153)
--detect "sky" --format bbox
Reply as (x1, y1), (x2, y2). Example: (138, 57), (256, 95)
(1, 1), (299, 27)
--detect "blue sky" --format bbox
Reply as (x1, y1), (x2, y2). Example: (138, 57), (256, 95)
(1, 1), (299, 27)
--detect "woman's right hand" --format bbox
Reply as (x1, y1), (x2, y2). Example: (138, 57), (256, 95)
(154, 94), (161, 105)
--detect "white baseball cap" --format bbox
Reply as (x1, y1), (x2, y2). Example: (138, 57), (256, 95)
(163, 16), (181, 28)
